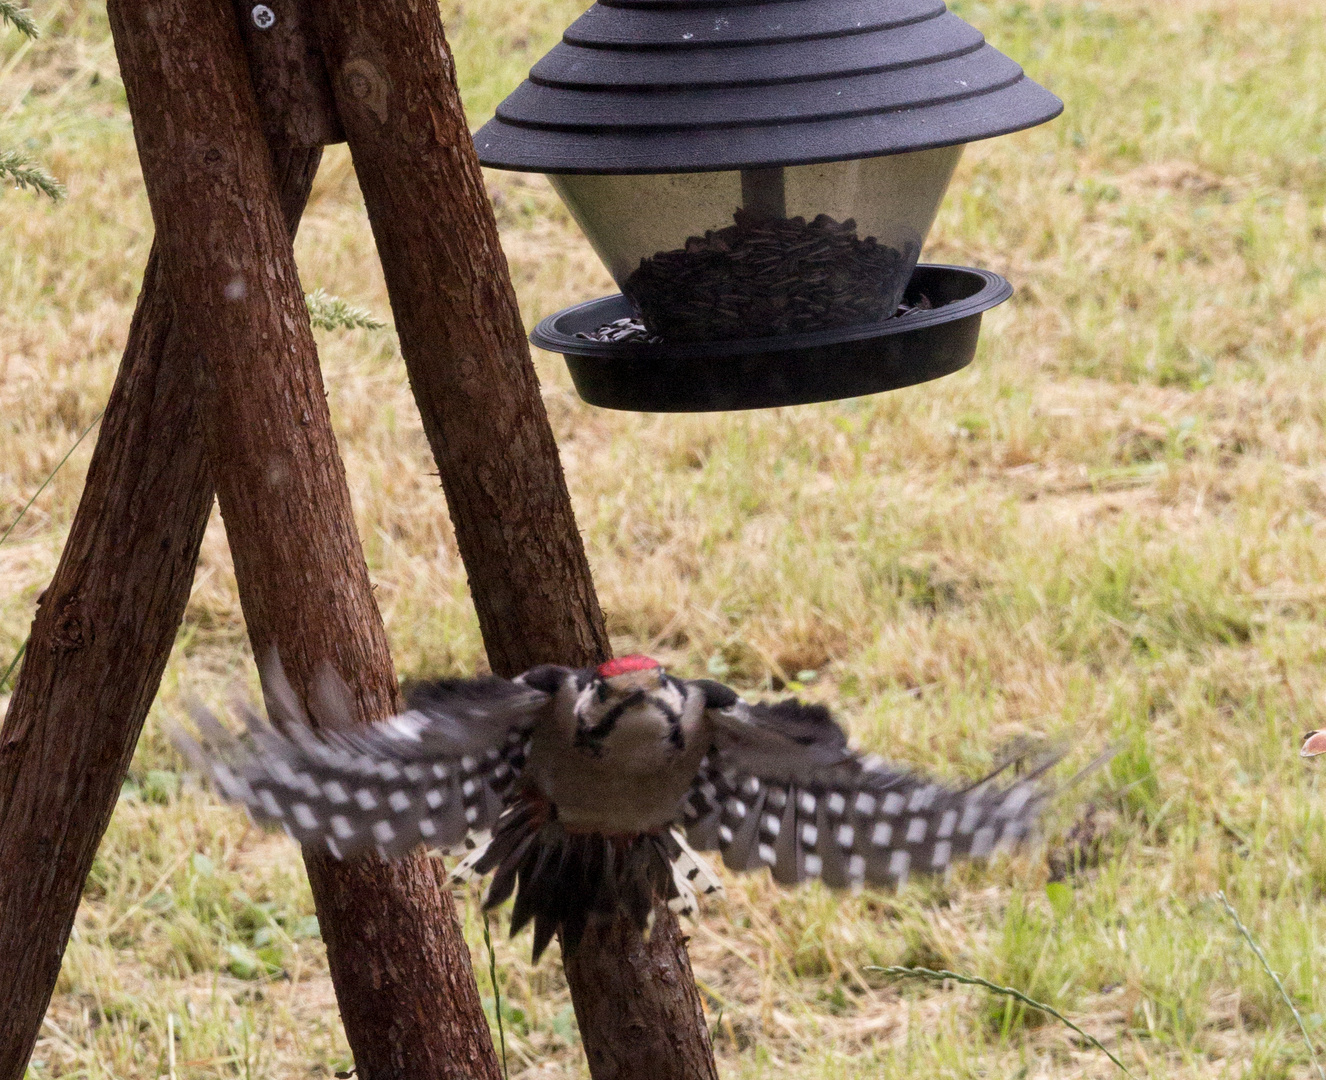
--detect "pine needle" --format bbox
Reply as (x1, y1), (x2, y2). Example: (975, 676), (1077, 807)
(304, 289), (385, 332)
(1217, 891), (1326, 1080)
(870, 965), (1136, 1079)
(0, 147), (65, 201)
(0, 0), (38, 38)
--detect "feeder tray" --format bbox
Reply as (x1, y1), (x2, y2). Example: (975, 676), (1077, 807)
(532, 264), (1011, 412)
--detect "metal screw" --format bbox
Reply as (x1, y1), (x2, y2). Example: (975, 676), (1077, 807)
(251, 4), (275, 29)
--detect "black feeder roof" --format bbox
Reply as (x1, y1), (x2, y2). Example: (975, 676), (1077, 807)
(474, 0), (1064, 175)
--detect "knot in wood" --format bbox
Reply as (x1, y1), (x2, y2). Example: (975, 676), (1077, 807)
(52, 595), (94, 653)
(341, 58), (390, 125)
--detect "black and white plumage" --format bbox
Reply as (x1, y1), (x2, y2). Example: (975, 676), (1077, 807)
(176, 655), (1061, 960)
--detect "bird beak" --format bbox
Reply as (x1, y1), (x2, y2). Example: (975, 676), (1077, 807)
(1301, 730), (1326, 758)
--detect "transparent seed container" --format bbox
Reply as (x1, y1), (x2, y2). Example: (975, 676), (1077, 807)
(551, 145), (963, 343)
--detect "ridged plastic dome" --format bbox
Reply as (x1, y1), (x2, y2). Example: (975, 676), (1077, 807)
(474, 0), (1062, 174)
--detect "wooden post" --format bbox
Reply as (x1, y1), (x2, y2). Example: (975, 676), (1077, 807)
(103, 2), (502, 1078)
(308, 4), (607, 677)
(308, 3), (720, 1076)
(0, 147), (319, 1080)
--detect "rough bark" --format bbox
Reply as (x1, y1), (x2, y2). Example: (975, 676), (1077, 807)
(563, 910), (719, 1080)
(0, 146), (320, 1080)
(104, 2), (500, 1079)
(307, 3), (719, 1076)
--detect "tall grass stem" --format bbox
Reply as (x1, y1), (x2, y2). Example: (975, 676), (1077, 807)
(1217, 891), (1326, 1080)
(482, 912), (508, 1080)
(0, 407), (104, 549)
(1, 635), (26, 691)
(870, 965), (1135, 1079)
(0, 409), (103, 694)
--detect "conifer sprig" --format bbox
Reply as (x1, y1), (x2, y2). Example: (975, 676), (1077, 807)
(304, 288), (386, 331)
(0, 0), (39, 38)
(2, 2), (66, 201)
(1, 146), (65, 200)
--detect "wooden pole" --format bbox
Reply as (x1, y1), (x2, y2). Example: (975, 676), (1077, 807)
(103, 2), (502, 1077)
(307, 6), (607, 677)
(0, 147), (319, 1080)
(307, 4), (720, 1076)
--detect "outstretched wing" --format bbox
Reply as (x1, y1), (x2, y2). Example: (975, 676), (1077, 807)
(682, 697), (1056, 889)
(174, 669), (560, 860)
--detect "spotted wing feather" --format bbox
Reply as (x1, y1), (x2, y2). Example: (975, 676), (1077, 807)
(175, 672), (554, 860)
(683, 698), (1057, 889)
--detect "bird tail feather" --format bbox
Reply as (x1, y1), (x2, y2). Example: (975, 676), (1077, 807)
(468, 800), (698, 962)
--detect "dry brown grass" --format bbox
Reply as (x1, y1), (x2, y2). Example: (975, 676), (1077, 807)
(5, 0), (1326, 1076)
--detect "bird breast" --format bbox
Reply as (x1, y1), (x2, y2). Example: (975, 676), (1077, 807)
(524, 685), (710, 833)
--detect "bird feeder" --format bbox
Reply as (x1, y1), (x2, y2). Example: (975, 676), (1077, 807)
(475, 0), (1062, 411)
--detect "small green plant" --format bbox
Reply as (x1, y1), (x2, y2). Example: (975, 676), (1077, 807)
(980, 892), (1060, 1036)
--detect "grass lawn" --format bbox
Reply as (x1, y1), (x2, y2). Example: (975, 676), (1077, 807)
(3, 0), (1326, 1076)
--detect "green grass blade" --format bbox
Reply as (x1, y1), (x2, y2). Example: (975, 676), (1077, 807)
(0, 407), (104, 549)
(1, 635), (26, 692)
(1217, 891), (1326, 1080)
(482, 912), (508, 1080)
(870, 965), (1136, 1079)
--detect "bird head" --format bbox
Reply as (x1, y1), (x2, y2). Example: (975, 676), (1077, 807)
(568, 656), (692, 755)
(595, 654), (665, 695)
(1302, 730), (1326, 758)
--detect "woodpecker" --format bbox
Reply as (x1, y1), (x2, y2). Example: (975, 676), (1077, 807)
(177, 655), (1061, 961)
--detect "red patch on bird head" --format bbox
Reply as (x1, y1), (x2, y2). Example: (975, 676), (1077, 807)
(596, 655), (661, 679)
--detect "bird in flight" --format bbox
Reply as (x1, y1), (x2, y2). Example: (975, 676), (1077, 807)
(177, 654), (1061, 960)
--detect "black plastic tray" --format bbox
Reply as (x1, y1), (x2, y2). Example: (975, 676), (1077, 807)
(530, 264), (1012, 412)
